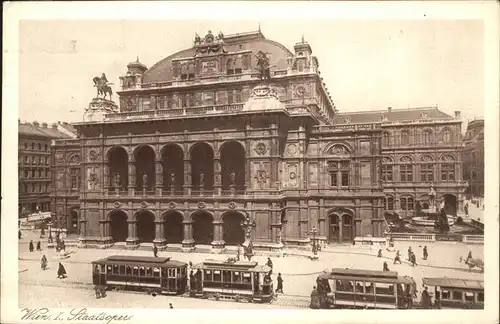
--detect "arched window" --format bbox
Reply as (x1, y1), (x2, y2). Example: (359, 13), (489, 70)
(441, 129), (452, 143)
(420, 156), (434, 182)
(386, 197), (394, 210)
(234, 58), (243, 74)
(382, 158), (393, 182)
(422, 130), (432, 144)
(180, 64), (188, 80)
(187, 64), (195, 79)
(226, 59), (234, 75)
(298, 60), (305, 72)
(399, 156), (413, 182)
(401, 130), (410, 145)
(399, 197), (414, 211)
(382, 132), (390, 146)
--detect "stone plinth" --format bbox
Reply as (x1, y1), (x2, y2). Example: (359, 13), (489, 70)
(84, 98), (118, 122)
(243, 85), (285, 112)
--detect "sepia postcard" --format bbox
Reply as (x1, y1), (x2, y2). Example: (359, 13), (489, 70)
(2, 2), (499, 324)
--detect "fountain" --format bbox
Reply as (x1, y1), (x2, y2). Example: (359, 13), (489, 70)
(411, 185), (456, 230)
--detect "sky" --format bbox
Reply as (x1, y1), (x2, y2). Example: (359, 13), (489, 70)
(18, 19), (484, 125)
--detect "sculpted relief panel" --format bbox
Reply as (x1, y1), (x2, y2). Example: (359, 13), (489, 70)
(251, 162), (270, 189)
(284, 163), (298, 188)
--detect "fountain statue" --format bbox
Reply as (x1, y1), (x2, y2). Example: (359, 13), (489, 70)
(428, 185), (437, 212)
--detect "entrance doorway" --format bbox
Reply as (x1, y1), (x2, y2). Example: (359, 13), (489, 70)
(442, 194), (458, 216)
(136, 211), (155, 243)
(222, 212), (246, 245)
(164, 212), (183, 244)
(109, 211), (128, 242)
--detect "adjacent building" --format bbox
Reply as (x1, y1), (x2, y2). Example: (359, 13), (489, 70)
(462, 119), (484, 199)
(51, 30), (467, 250)
(18, 121), (77, 217)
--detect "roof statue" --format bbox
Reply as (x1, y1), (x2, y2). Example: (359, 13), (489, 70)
(92, 73), (114, 101)
(255, 50), (274, 80)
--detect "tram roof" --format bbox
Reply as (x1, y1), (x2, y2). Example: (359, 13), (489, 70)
(192, 259), (271, 272)
(323, 268), (399, 279)
(92, 255), (187, 268)
(422, 277), (484, 290)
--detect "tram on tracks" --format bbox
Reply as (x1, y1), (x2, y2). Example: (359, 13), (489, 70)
(190, 258), (274, 303)
(422, 277), (484, 309)
(311, 268), (416, 309)
(92, 255), (188, 295)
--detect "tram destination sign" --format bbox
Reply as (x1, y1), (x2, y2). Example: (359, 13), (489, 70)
(435, 234), (463, 242)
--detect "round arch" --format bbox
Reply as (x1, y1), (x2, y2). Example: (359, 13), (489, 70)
(190, 142), (214, 191)
(442, 194), (458, 216)
(135, 210), (155, 243)
(161, 144), (184, 192)
(109, 210), (128, 242)
(162, 211), (184, 244)
(107, 146), (129, 192)
(134, 145), (156, 191)
(219, 141), (246, 191)
(191, 211), (214, 245)
(323, 142), (354, 156)
(221, 211), (246, 245)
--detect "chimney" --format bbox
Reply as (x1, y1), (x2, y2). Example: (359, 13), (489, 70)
(454, 111), (461, 118)
(387, 107), (392, 113)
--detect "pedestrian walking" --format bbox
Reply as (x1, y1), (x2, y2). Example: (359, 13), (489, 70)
(420, 286), (431, 309)
(383, 261), (390, 272)
(377, 249), (382, 258)
(464, 203), (469, 217)
(29, 240), (34, 252)
(57, 262), (67, 279)
(189, 270), (195, 291)
(393, 250), (402, 264)
(410, 252), (417, 267)
(41, 254), (48, 270)
(467, 251), (472, 261)
(41, 227), (45, 237)
(276, 273), (284, 294)
(153, 244), (158, 257)
(169, 303), (173, 309)
(407, 246), (412, 261)
(36, 241), (42, 251)
(423, 246), (428, 260)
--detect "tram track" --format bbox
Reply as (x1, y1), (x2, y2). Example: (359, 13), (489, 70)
(19, 279), (310, 308)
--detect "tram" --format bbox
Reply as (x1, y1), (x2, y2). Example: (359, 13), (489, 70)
(92, 255), (188, 295)
(190, 258), (274, 303)
(422, 277), (484, 309)
(311, 268), (416, 309)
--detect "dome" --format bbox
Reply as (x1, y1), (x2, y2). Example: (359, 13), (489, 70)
(142, 31), (293, 84)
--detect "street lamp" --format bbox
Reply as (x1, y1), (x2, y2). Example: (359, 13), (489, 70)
(240, 215), (256, 240)
(310, 226), (318, 257)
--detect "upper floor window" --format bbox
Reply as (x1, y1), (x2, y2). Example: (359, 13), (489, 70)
(382, 132), (390, 146)
(70, 168), (80, 189)
(420, 163), (434, 182)
(385, 197), (395, 210)
(441, 155), (455, 181)
(31, 170), (36, 178)
(382, 164), (393, 182)
(226, 59), (234, 75)
(401, 130), (410, 145)
(38, 143), (42, 151)
(328, 161), (351, 187)
(44, 144), (48, 151)
(442, 129), (452, 143)
(422, 130), (432, 144)
(24, 143), (28, 150)
(31, 143), (35, 150)
(400, 197), (414, 211)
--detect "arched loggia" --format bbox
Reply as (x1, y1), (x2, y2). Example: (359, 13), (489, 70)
(192, 211), (213, 245)
(136, 211), (155, 243)
(163, 211), (184, 243)
(222, 212), (246, 245)
(135, 146), (156, 192)
(162, 144), (184, 192)
(108, 146), (128, 192)
(190, 142), (214, 191)
(109, 210), (128, 242)
(220, 141), (245, 192)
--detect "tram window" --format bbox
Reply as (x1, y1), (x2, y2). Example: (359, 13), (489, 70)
(153, 268), (160, 278)
(138, 267), (145, 276)
(366, 282), (375, 293)
(107, 265), (112, 273)
(242, 272), (251, 283)
(375, 283), (394, 295)
(146, 267), (152, 276)
(119, 266), (125, 275)
(441, 290), (450, 299)
(113, 265), (119, 274)
(452, 291), (463, 301)
(133, 267), (139, 276)
(223, 271), (231, 283)
(161, 268), (167, 277)
(233, 271), (241, 283)
(126, 266), (132, 275)
(355, 282), (364, 293)
(204, 270), (212, 281)
(464, 292), (474, 302)
(213, 270), (221, 282)
(100, 265), (105, 273)
(94, 265), (99, 273)
(478, 292), (484, 302)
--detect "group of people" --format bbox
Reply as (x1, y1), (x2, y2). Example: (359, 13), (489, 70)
(379, 245), (429, 271)
(28, 240), (42, 252)
(39, 253), (67, 279)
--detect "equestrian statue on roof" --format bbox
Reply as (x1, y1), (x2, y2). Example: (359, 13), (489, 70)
(93, 73), (114, 101)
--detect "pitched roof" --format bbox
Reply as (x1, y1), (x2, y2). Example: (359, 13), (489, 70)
(18, 123), (51, 138)
(142, 31), (293, 84)
(333, 107), (453, 124)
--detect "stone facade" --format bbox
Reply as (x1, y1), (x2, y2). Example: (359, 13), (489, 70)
(462, 119), (484, 198)
(51, 30), (466, 250)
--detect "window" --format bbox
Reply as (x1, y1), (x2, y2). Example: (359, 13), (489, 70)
(70, 168), (80, 189)
(44, 144), (48, 151)
(38, 169), (42, 178)
(341, 161), (350, 186)
(24, 156), (28, 163)
(24, 170), (29, 178)
(382, 132), (390, 146)
(329, 170), (338, 187)
(400, 165), (413, 182)
(235, 90), (242, 103)
(401, 131), (410, 145)
(400, 197), (414, 211)
(386, 197), (394, 210)
(452, 291), (463, 301)
(31, 170), (36, 178)
(464, 292), (474, 302)
(45, 169), (49, 177)
(442, 129), (452, 143)
(420, 164), (434, 182)
(24, 143), (28, 150)
(441, 164), (455, 181)
(213, 270), (221, 282)
(45, 156), (49, 165)
(187, 64), (195, 79)
(227, 90), (234, 104)
(400, 198), (407, 211)
(180, 94), (187, 108)
(38, 143), (42, 151)
(422, 130), (432, 144)
(407, 198), (414, 210)
(478, 292), (484, 302)
(24, 184), (28, 193)
(382, 165), (393, 182)
(32, 143), (35, 150)
(226, 59), (234, 75)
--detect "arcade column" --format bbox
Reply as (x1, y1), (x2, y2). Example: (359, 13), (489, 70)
(126, 219), (138, 246)
(211, 219), (225, 251)
(128, 162), (136, 196)
(213, 158), (221, 195)
(153, 219), (167, 247)
(181, 219), (195, 251)
(155, 160), (163, 196)
(183, 158), (192, 195)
